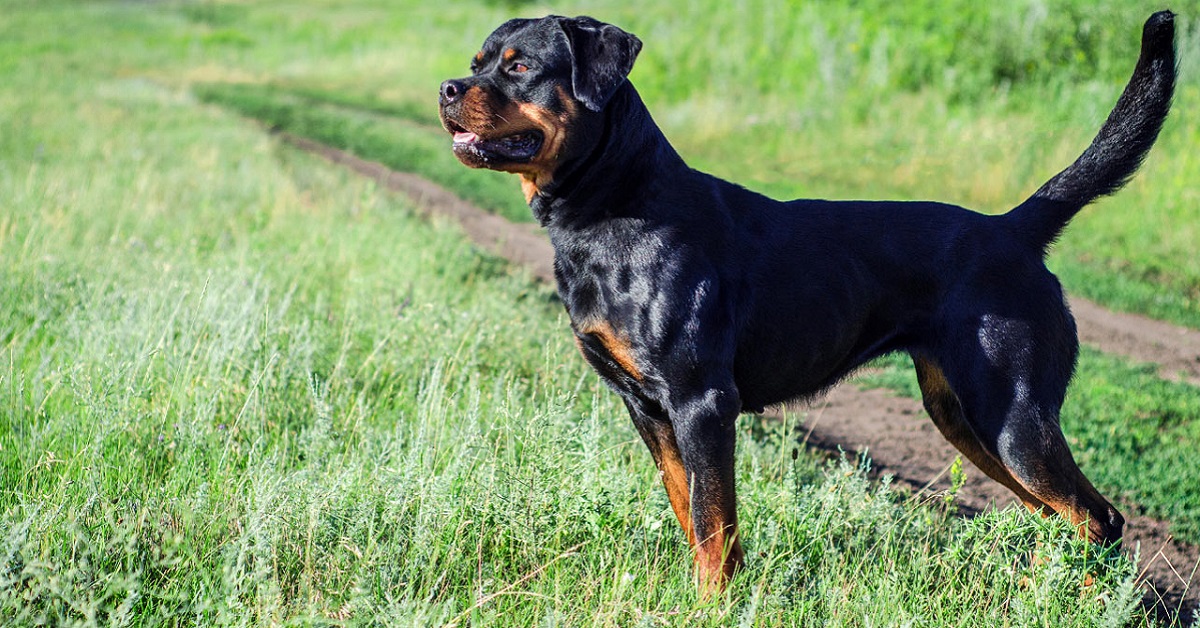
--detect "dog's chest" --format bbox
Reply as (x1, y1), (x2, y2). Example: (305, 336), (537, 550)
(558, 268), (649, 392)
(573, 317), (644, 389)
(551, 229), (670, 395)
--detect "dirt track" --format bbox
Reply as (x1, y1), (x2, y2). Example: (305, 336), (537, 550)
(283, 133), (1199, 623)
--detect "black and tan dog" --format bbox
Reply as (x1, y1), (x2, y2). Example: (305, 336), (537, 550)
(439, 13), (1176, 593)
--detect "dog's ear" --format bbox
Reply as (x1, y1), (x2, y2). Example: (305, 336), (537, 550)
(558, 16), (642, 112)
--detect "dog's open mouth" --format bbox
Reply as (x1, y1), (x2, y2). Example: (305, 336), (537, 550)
(447, 121), (543, 163)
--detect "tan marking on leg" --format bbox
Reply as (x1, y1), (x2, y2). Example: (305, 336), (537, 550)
(1008, 459), (1122, 544)
(658, 435), (696, 545)
(631, 419), (695, 545)
(631, 407), (743, 596)
(692, 488), (744, 597)
(914, 357), (1048, 511)
(916, 356), (1123, 544)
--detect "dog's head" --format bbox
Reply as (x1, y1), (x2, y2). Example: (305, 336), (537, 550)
(438, 16), (641, 200)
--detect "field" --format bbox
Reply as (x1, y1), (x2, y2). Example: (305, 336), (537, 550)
(1, 0), (1198, 625)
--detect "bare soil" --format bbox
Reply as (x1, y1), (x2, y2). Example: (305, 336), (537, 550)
(1070, 297), (1200, 387)
(284, 133), (1199, 624)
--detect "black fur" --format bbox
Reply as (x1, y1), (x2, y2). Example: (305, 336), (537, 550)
(439, 12), (1178, 592)
(561, 16), (643, 112)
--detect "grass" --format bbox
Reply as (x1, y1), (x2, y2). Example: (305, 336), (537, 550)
(0, 0), (1195, 624)
(0, 15), (1143, 619)
(192, 82), (531, 223)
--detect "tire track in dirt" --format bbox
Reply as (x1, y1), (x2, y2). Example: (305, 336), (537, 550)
(1070, 297), (1200, 387)
(283, 133), (1198, 623)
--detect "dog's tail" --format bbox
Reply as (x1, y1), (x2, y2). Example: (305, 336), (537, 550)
(1007, 10), (1176, 252)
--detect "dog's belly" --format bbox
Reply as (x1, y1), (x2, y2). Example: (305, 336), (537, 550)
(731, 296), (921, 412)
(733, 340), (874, 411)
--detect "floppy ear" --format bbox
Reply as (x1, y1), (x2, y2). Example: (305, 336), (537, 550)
(559, 16), (642, 112)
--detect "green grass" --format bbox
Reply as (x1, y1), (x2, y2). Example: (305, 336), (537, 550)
(0, 1), (1195, 624)
(0, 9), (1145, 619)
(192, 82), (531, 223)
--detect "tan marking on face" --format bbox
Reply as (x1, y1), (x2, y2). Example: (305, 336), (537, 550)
(474, 50), (484, 63)
(502, 48), (517, 61)
(445, 84), (580, 198)
(455, 84), (491, 124)
(511, 87), (578, 198)
(578, 319), (642, 382)
(521, 177), (540, 204)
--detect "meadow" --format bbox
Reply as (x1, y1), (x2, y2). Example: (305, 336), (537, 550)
(1, 0), (1198, 625)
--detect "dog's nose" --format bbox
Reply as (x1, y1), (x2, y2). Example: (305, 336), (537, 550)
(440, 80), (466, 105)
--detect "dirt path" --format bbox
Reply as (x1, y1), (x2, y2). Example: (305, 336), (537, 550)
(283, 134), (1198, 623)
(1070, 297), (1200, 386)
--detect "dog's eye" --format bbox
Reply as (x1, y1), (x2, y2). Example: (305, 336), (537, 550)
(510, 63), (529, 74)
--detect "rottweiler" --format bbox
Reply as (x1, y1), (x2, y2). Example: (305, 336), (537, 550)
(438, 12), (1176, 594)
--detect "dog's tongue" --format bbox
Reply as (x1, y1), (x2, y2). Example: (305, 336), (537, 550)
(454, 131), (478, 143)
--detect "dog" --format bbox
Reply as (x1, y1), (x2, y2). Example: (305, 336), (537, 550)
(439, 12), (1176, 594)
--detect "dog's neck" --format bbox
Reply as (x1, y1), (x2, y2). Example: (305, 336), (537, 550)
(530, 83), (687, 228)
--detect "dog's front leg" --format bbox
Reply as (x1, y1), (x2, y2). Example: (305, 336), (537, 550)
(626, 398), (697, 548)
(670, 387), (744, 596)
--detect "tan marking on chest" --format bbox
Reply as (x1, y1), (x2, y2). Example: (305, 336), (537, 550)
(578, 320), (643, 382)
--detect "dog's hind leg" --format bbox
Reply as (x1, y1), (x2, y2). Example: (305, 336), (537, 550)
(912, 355), (1048, 512)
(986, 408), (1122, 544)
(940, 314), (1124, 544)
